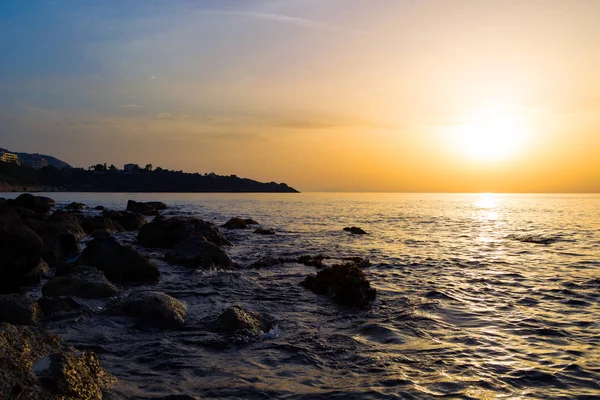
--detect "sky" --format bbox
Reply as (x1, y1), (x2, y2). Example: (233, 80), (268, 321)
(1, 0), (599, 192)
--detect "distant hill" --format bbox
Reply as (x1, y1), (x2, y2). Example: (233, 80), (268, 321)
(0, 147), (71, 169)
(0, 161), (299, 193)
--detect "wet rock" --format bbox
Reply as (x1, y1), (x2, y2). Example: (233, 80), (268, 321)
(343, 226), (368, 235)
(78, 215), (124, 235)
(108, 291), (187, 329)
(222, 217), (259, 230)
(74, 237), (160, 284)
(254, 228), (275, 235)
(0, 294), (43, 325)
(8, 193), (55, 214)
(248, 256), (286, 269)
(300, 262), (376, 307)
(90, 228), (112, 238)
(126, 200), (160, 216)
(145, 201), (168, 211)
(36, 211), (85, 265)
(66, 202), (85, 211)
(138, 216), (231, 248)
(213, 305), (274, 335)
(165, 237), (234, 269)
(297, 254), (327, 268)
(37, 296), (83, 317)
(43, 266), (118, 299)
(103, 210), (146, 231)
(0, 213), (44, 293)
(0, 322), (114, 400)
(153, 396), (198, 400)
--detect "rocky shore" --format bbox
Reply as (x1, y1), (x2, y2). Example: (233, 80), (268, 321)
(0, 194), (375, 399)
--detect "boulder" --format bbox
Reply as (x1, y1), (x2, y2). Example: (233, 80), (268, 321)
(108, 291), (187, 329)
(343, 226), (368, 235)
(74, 237), (160, 284)
(66, 202), (85, 211)
(0, 322), (115, 400)
(37, 296), (83, 317)
(145, 201), (168, 211)
(297, 254), (327, 268)
(222, 217), (259, 230)
(165, 237), (234, 269)
(103, 210), (146, 231)
(0, 294), (43, 325)
(36, 211), (85, 265)
(138, 217), (231, 248)
(0, 214), (44, 293)
(90, 229), (112, 238)
(77, 215), (123, 235)
(126, 200), (159, 216)
(300, 262), (376, 307)
(42, 266), (118, 299)
(93, 206), (106, 211)
(213, 305), (274, 335)
(254, 228), (275, 235)
(8, 194), (55, 214)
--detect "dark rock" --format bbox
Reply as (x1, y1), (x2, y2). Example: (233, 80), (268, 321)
(0, 294), (43, 325)
(43, 266), (118, 299)
(8, 193), (55, 214)
(103, 210), (146, 231)
(36, 211), (85, 265)
(0, 322), (114, 400)
(138, 216), (231, 248)
(145, 201), (168, 211)
(66, 202), (85, 210)
(222, 217), (259, 230)
(153, 395), (198, 400)
(297, 254), (327, 268)
(78, 215), (123, 235)
(300, 262), (376, 307)
(213, 305), (275, 335)
(0, 213), (44, 293)
(248, 256), (285, 269)
(343, 226), (368, 235)
(93, 205), (106, 211)
(165, 237), (234, 269)
(126, 200), (159, 216)
(74, 237), (160, 284)
(254, 228), (275, 235)
(108, 291), (187, 329)
(37, 296), (83, 317)
(90, 229), (112, 238)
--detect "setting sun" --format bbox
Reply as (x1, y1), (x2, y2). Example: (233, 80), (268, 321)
(454, 107), (529, 161)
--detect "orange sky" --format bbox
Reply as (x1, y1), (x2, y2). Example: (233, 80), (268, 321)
(1, 0), (599, 192)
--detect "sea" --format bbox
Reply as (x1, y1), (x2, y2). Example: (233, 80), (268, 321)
(4, 192), (600, 399)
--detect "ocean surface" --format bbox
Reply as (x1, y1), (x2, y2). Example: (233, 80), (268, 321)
(5, 192), (600, 399)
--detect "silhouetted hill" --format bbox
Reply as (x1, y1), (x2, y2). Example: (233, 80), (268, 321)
(0, 147), (71, 169)
(0, 162), (299, 193)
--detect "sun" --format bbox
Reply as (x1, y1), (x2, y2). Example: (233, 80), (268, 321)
(454, 107), (529, 161)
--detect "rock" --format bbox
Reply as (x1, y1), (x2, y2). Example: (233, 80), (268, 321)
(108, 291), (187, 329)
(138, 216), (231, 248)
(145, 201), (168, 211)
(0, 322), (114, 400)
(8, 193), (55, 214)
(93, 206), (106, 211)
(0, 213), (44, 293)
(36, 211), (85, 265)
(126, 200), (159, 216)
(165, 237), (234, 269)
(103, 210), (146, 231)
(66, 202), (85, 210)
(213, 305), (274, 335)
(300, 262), (376, 307)
(37, 296), (83, 317)
(74, 237), (160, 284)
(297, 254), (327, 268)
(254, 228), (275, 235)
(248, 256), (285, 269)
(90, 229), (112, 238)
(343, 226), (368, 235)
(42, 266), (118, 299)
(222, 217), (259, 230)
(77, 215), (123, 235)
(0, 294), (43, 325)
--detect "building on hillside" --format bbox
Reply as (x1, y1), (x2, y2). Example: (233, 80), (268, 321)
(124, 163), (137, 172)
(19, 154), (49, 169)
(0, 151), (20, 164)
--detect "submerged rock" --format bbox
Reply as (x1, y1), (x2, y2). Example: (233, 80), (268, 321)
(0, 322), (115, 400)
(108, 291), (187, 329)
(165, 237), (234, 269)
(297, 254), (327, 268)
(36, 211), (85, 265)
(343, 226), (368, 235)
(103, 210), (146, 231)
(0, 213), (44, 293)
(300, 262), (376, 307)
(66, 202), (85, 211)
(213, 305), (275, 336)
(222, 217), (259, 230)
(74, 237), (160, 284)
(126, 200), (160, 216)
(138, 216), (231, 248)
(254, 228), (275, 235)
(43, 266), (118, 299)
(0, 294), (43, 325)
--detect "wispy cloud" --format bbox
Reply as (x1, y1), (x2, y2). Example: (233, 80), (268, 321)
(123, 104), (139, 108)
(199, 10), (376, 36)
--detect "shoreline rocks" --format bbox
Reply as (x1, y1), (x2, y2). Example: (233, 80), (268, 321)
(343, 226), (368, 235)
(165, 237), (234, 269)
(108, 291), (187, 329)
(138, 216), (231, 248)
(0, 294), (43, 325)
(223, 217), (259, 230)
(43, 266), (118, 299)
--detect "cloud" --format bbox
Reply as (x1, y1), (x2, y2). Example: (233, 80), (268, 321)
(199, 10), (376, 36)
(157, 112), (173, 118)
(123, 104), (139, 108)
